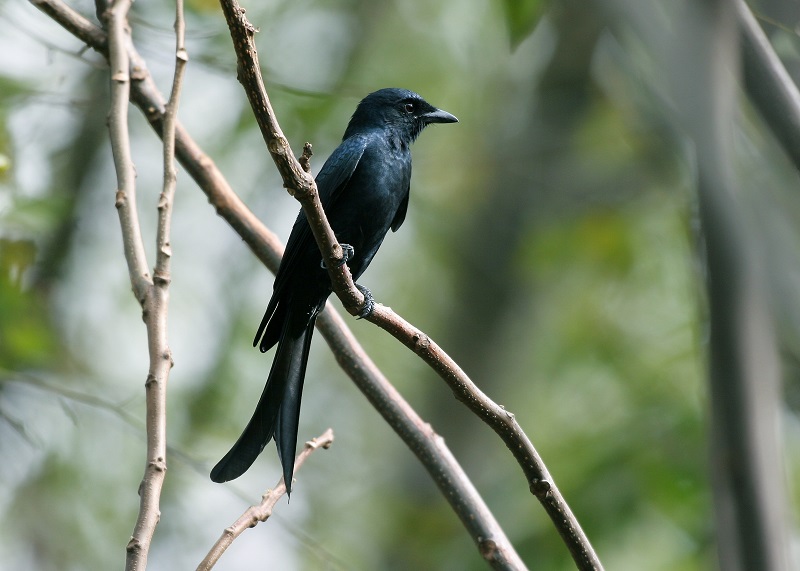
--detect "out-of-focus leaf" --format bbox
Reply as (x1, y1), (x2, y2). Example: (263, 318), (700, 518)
(1, 195), (70, 234)
(0, 239), (56, 368)
(500, 0), (544, 48)
(522, 211), (636, 279)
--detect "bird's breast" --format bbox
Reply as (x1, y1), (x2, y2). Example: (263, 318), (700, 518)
(325, 142), (411, 278)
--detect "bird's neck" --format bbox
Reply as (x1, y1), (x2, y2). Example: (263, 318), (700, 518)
(344, 126), (413, 151)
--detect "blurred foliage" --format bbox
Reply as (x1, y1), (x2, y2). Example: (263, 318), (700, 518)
(500, 0), (544, 48)
(0, 0), (798, 570)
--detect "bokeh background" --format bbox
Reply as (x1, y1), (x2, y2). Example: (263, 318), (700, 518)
(1, 0), (799, 569)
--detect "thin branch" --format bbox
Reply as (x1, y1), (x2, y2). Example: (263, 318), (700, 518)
(738, 0), (800, 174)
(315, 309), (528, 569)
(682, 2), (791, 570)
(217, 0), (366, 315)
(97, 0), (183, 566)
(103, 0), (150, 302)
(217, 1), (600, 568)
(196, 429), (335, 571)
(364, 304), (601, 567)
(154, 0), (187, 279)
(29, 2), (525, 569)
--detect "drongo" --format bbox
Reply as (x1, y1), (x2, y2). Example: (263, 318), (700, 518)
(211, 88), (458, 492)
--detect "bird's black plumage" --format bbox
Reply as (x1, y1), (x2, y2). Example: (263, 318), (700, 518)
(210, 88), (457, 491)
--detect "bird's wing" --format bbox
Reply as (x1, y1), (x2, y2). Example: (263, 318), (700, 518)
(316, 134), (370, 208)
(277, 134), (369, 287)
(254, 135), (369, 348)
(390, 185), (410, 232)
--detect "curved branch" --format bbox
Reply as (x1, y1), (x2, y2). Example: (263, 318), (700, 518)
(197, 429), (335, 571)
(217, 0), (368, 315)
(29, 2), (526, 568)
(217, 1), (601, 568)
(96, 0), (184, 567)
(738, 0), (800, 174)
(154, 0), (187, 280)
(365, 305), (599, 568)
(100, 0), (168, 568)
(316, 308), (527, 569)
(103, 0), (150, 302)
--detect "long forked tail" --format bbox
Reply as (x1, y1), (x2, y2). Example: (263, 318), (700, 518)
(210, 312), (315, 491)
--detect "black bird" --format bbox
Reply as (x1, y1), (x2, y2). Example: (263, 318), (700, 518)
(211, 88), (458, 491)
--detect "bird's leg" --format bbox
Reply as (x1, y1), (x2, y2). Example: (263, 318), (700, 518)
(320, 243), (355, 269)
(354, 283), (374, 319)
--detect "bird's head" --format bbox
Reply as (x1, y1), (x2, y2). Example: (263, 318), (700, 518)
(344, 88), (458, 143)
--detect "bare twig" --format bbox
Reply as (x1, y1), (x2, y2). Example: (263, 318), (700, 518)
(217, 1), (600, 568)
(364, 304), (600, 568)
(103, 0), (150, 300)
(737, 0), (800, 174)
(217, 0), (367, 316)
(316, 309), (528, 569)
(675, 2), (791, 570)
(197, 429), (335, 571)
(30, 2), (525, 568)
(96, 0), (185, 567)
(154, 0), (187, 279)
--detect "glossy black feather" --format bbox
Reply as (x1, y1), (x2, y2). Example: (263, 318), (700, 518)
(211, 88), (457, 491)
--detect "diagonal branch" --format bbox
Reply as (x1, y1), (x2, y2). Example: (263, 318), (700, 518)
(99, 0), (165, 568)
(217, 0), (367, 315)
(217, 1), (601, 569)
(738, 0), (800, 174)
(95, 0), (185, 566)
(103, 0), (150, 302)
(29, 1), (525, 568)
(196, 429), (335, 571)
(154, 0), (187, 280)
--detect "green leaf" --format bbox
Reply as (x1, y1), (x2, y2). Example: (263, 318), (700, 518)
(500, 0), (544, 48)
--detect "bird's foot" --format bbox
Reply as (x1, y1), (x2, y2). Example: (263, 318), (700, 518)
(320, 243), (355, 269)
(355, 284), (374, 319)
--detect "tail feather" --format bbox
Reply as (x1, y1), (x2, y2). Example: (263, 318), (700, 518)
(254, 297), (285, 353)
(274, 316), (315, 492)
(210, 308), (314, 485)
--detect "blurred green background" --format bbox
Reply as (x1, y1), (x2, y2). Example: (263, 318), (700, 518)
(1, 0), (799, 569)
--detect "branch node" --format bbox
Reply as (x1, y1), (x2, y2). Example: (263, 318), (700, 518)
(412, 332), (431, 354)
(145, 106), (160, 121)
(299, 142), (313, 173)
(144, 374), (157, 388)
(131, 65), (147, 81)
(115, 189), (126, 208)
(126, 537), (141, 554)
(530, 478), (552, 498)
(150, 457), (167, 472)
(267, 138), (281, 155)
(478, 538), (499, 561)
(153, 269), (171, 285)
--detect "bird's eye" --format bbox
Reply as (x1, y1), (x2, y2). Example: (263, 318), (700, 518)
(404, 102), (415, 113)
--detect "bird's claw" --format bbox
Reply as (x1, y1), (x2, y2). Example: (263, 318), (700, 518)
(355, 284), (374, 319)
(320, 243), (355, 269)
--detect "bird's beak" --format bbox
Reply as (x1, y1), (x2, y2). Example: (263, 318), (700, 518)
(422, 108), (459, 124)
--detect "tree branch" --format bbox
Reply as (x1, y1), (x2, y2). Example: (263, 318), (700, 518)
(196, 429), (335, 571)
(29, 1), (524, 568)
(217, 1), (601, 568)
(154, 0), (187, 280)
(738, 0), (800, 174)
(103, 0), (150, 302)
(217, 0), (368, 315)
(93, 0), (183, 567)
